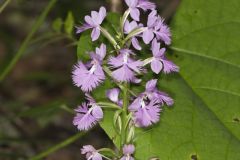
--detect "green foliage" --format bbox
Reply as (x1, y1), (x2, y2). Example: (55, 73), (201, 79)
(76, 0), (240, 159)
(77, 31), (94, 61)
(19, 101), (63, 118)
(64, 11), (74, 35)
(52, 17), (63, 33)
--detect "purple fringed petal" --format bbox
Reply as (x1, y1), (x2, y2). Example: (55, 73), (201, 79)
(108, 51), (142, 82)
(161, 59), (179, 73)
(156, 91), (174, 106)
(112, 65), (135, 82)
(72, 62), (105, 92)
(155, 25), (171, 45)
(144, 79), (174, 106)
(127, 60), (143, 73)
(134, 104), (161, 127)
(108, 56), (125, 68)
(73, 103), (103, 131)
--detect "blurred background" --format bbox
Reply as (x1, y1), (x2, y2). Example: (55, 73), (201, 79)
(0, 0), (180, 159)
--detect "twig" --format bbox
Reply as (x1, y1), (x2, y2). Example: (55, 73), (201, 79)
(0, 0), (57, 81)
(109, 0), (122, 13)
(0, 0), (11, 14)
(30, 132), (86, 160)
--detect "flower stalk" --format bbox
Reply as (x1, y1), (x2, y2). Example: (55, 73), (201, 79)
(72, 1), (179, 159)
(121, 82), (130, 147)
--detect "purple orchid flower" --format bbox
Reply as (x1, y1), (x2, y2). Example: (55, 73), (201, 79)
(108, 49), (143, 82)
(124, 20), (142, 50)
(106, 88), (123, 106)
(150, 38), (179, 74)
(73, 94), (103, 131)
(145, 79), (174, 106)
(125, 0), (156, 21)
(72, 44), (106, 92)
(129, 97), (161, 127)
(81, 145), (103, 160)
(120, 144), (135, 160)
(76, 7), (106, 41)
(142, 10), (172, 45)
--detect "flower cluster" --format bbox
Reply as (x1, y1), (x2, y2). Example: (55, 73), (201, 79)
(72, 0), (179, 159)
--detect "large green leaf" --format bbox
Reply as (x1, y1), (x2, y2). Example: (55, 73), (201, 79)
(100, 0), (240, 159)
(76, 1), (240, 159)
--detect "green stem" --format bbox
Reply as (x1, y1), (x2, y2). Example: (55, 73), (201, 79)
(121, 82), (129, 147)
(0, 0), (11, 14)
(30, 132), (86, 160)
(0, 0), (57, 82)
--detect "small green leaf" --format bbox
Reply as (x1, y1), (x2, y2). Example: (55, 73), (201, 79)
(52, 18), (62, 33)
(64, 11), (74, 35)
(100, 0), (240, 159)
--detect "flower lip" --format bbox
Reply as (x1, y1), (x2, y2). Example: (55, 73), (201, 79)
(73, 95), (103, 131)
